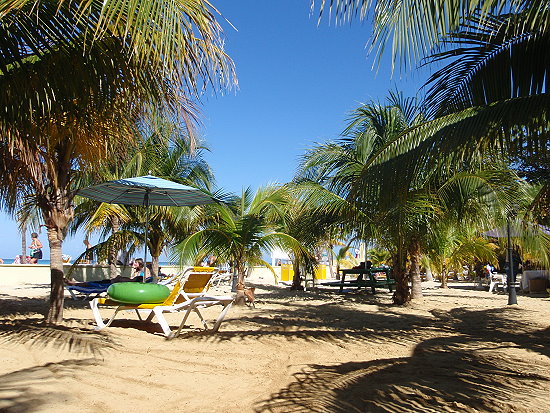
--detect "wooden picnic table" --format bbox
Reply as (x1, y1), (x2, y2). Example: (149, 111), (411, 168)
(330, 267), (396, 293)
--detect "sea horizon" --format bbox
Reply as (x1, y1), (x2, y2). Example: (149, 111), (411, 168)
(0, 259), (175, 266)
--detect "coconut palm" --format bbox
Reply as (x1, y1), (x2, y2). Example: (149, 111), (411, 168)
(299, 89), (535, 302)
(0, 0), (234, 323)
(72, 123), (216, 279)
(314, 1), (549, 208)
(425, 225), (499, 286)
(175, 186), (307, 305)
(367, 247), (391, 267)
(275, 191), (334, 290)
(299, 92), (433, 303)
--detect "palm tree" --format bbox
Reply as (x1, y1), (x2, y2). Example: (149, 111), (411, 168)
(367, 247), (391, 267)
(298, 92), (432, 303)
(425, 223), (499, 287)
(275, 191), (330, 290)
(72, 124), (216, 279)
(299, 89), (534, 302)
(176, 186), (306, 305)
(314, 1), (549, 209)
(0, 0), (234, 323)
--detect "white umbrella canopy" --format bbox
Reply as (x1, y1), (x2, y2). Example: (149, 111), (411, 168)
(78, 175), (218, 280)
(78, 175), (216, 207)
(482, 224), (550, 238)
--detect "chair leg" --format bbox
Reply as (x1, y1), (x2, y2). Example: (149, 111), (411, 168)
(171, 306), (197, 339)
(90, 299), (123, 330)
(151, 307), (176, 338)
(145, 311), (155, 322)
(211, 302), (233, 332)
(193, 307), (209, 329)
(134, 309), (144, 321)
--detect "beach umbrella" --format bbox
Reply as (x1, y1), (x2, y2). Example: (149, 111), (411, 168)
(483, 223), (550, 304)
(482, 224), (550, 238)
(78, 175), (217, 280)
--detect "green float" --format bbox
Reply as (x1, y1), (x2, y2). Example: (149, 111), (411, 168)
(107, 282), (170, 304)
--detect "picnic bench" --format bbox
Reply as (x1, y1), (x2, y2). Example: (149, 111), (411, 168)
(321, 267), (396, 293)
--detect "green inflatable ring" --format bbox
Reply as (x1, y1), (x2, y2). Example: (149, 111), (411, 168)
(107, 282), (170, 304)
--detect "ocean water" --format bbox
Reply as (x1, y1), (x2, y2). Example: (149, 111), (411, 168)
(1, 259), (50, 265)
(1, 259), (174, 266)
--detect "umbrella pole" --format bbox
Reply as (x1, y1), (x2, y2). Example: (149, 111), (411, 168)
(143, 191), (150, 283)
(507, 219), (517, 305)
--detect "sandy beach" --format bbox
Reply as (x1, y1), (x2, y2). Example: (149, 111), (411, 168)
(1, 279), (549, 413)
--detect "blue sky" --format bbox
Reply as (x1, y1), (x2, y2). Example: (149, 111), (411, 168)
(0, 0), (428, 261)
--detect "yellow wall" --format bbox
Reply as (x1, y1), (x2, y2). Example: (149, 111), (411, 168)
(280, 264), (327, 281)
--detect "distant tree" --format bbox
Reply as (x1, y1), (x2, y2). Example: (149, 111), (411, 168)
(176, 186), (306, 305)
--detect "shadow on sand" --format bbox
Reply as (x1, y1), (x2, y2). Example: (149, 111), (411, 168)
(0, 295), (116, 355)
(1, 283), (549, 412)
(0, 359), (98, 412)
(252, 305), (550, 413)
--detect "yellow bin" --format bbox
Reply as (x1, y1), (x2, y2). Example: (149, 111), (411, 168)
(281, 264), (327, 281)
(281, 263), (294, 281)
(315, 264), (327, 280)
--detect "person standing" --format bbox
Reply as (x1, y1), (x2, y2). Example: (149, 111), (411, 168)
(29, 232), (43, 263)
(83, 239), (93, 264)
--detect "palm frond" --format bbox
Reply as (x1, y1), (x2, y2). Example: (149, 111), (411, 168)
(312, 0), (549, 71)
(423, 12), (550, 117)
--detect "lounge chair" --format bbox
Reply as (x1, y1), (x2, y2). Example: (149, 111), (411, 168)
(488, 272), (520, 293)
(89, 266), (233, 338)
(67, 281), (111, 300)
(66, 277), (154, 300)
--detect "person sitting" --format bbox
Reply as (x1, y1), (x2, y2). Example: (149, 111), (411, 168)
(129, 258), (151, 281)
(66, 258), (151, 286)
(356, 260), (373, 282)
(207, 255), (217, 267)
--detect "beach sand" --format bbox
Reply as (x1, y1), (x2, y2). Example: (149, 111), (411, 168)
(1, 280), (549, 412)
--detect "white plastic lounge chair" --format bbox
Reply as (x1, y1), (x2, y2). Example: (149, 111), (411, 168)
(488, 272), (520, 293)
(488, 273), (505, 292)
(89, 267), (233, 338)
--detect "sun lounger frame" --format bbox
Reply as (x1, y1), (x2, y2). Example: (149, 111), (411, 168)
(89, 266), (233, 338)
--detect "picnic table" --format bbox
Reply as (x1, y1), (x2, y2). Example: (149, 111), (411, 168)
(321, 267), (396, 293)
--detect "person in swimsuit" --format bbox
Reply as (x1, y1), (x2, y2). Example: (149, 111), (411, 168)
(29, 233), (43, 263)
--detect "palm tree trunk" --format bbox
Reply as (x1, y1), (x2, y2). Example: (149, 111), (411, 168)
(392, 249), (410, 305)
(46, 226), (65, 324)
(327, 244), (334, 278)
(409, 239), (423, 300)
(21, 222), (27, 262)
(291, 261), (303, 290)
(234, 263), (247, 306)
(109, 216), (120, 279)
(42, 179), (74, 324)
(440, 265), (449, 289)
(151, 255), (160, 282)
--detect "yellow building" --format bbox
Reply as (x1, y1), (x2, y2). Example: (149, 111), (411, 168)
(280, 263), (327, 282)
